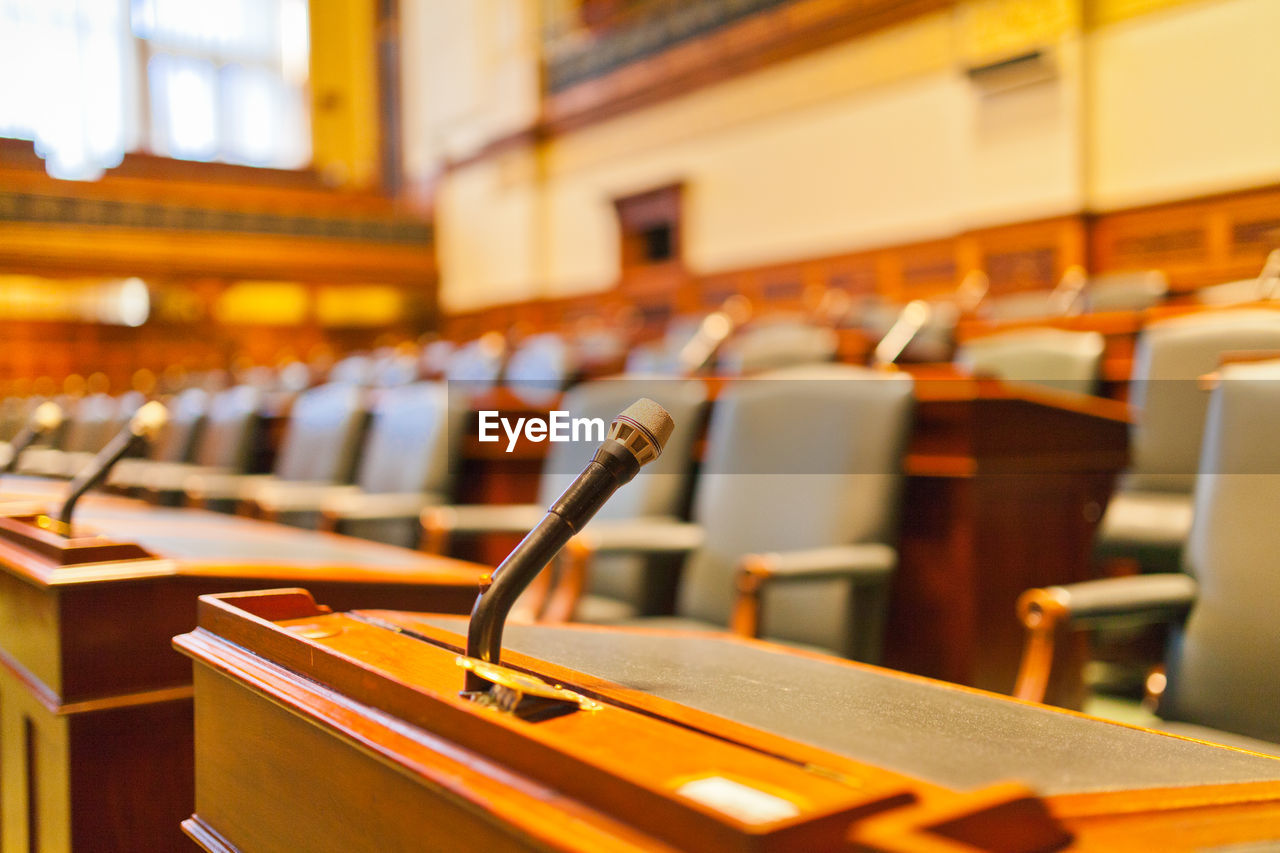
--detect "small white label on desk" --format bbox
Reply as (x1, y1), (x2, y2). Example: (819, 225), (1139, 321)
(675, 776), (800, 825)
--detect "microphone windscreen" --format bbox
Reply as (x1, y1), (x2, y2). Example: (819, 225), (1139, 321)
(130, 401), (170, 438)
(615, 397), (674, 454)
(32, 401), (63, 432)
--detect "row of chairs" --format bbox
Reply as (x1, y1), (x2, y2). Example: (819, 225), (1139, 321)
(1015, 356), (1280, 754)
(2, 360), (917, 661)
(5, 300), (1279, 680)
(420, 365), (914, 662)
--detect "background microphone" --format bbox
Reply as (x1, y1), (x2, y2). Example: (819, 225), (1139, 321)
(57, 401), (168, 533)
(464, 398), (673, 690)
(2, 402), (64, 475)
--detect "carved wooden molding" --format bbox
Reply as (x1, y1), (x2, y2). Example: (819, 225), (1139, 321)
(544, 0), (956, 132)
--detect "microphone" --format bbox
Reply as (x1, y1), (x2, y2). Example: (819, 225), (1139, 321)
(57, 401), (168, 533)
(2, 402), (64, 475)
(463, 398), (673, 692)
(872, 299), (932, 367)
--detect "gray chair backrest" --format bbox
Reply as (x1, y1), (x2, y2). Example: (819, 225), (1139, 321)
(624, 316), (707, 375)
(150, 387), (208, 463)
(356, 382), (458, 495)
(1160, 359), (1280, 742)
(979, 290), (1061, 322)
(504, 333), (577, 403)
(677, 365), (915, 655)
(956, 328), (1105, 395)
(1085, 271), (1168, 313)
(537, 378), (708, 607)
(1128, 310), (1280, 491)
(329, 355), (376, 386)
(717, 320), (838, 375)
(1195, 278), (1270, 307)
(0, 396), (36, 442)
(274, 382), (367, 483)
(445, 337), (506, 389)
(419, 340), (455, 378)
(572, 326), (628, 368)
(62, 393), (120, 453)
(372, 352), (420, 388)
(536, 378), (707, 515)
(194, 385), (263, 470)
(0, 398), (19, 442)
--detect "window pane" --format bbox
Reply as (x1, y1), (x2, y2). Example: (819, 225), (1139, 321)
(0, 0), (131, 180)
(132, 0), (275, 61)
(1, 0), (310, 176)
(148, 53), (218, 161)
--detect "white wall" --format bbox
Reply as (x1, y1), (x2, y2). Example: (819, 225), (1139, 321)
(403, 0), (1278, 312)
(1087, 0), (1280, 209)
(400, 0), (539, 179)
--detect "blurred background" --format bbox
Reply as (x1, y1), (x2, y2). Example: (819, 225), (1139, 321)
(4, 0), (1280, 746)
(0, 0), (1276, 390)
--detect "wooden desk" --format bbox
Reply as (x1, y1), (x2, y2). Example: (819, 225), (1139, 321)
(889, 374), (1128, 697)
(0, 490), (485, 852)
(454, 375), (1128, 697)
(176, 589), (1280, 852)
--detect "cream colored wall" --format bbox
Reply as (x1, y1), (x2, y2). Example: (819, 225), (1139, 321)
(434, 151), (543, 308)
(403, 0), (1278, 312)
(1087, 0), (1280, 209)
(423, 8), (1085, 311)
(400, 0), (539, 180)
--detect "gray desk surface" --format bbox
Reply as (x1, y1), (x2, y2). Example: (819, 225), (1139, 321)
(77, 504), (441, 569)
(409, 615), (1280, 797)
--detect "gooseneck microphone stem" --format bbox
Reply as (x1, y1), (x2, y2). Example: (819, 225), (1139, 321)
(3, 425), (42, 475)
(58, 430), (147, 531)
(464, 443), (641, 692)
(3, 402), (63, 476)
(56, 401), (168, 535)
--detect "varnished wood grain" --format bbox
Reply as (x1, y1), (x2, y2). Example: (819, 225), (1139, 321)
(0, 496), (488, 852)
(177, 589), (1280, 852)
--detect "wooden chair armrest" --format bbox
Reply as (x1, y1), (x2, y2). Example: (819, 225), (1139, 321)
(1012, 575), (1197, 703)
(730, 545), (897, 639)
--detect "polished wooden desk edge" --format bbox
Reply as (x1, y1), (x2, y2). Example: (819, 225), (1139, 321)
(177, 590), (938, 853)
(178, 590), (1280, 853)
(0, 494), (488, 589)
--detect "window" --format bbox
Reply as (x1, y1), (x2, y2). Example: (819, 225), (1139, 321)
(0, 0), (309, 180)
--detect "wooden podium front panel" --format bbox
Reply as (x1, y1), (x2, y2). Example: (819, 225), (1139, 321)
(177, 591), (1280, 853)
(179, 593), (942, 853)
(0, 496), (488, 853)
(189, 666), (670, 853)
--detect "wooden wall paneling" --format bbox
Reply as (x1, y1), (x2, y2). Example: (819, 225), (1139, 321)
(1221, 186), (1280, 276)
(544, 0), (957, 133)
(0, 143), (438, 386)
(969, 215), (1087, 294)
(822, 250), (880, 295)
(754, 261), (812, 312)
(1092, 203), (1214, 292)
(892, 238), (959, 302)
(1086, 188), (1280, 293)
(436, 188), (1279, 380)
(697, 271), (754, 312)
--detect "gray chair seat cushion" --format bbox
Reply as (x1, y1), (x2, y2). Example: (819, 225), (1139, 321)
(572, 594), (642, 625)
(1096, 490), (1194, 548)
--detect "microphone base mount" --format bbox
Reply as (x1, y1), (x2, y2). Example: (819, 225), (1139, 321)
(456, 656), (600, 722)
